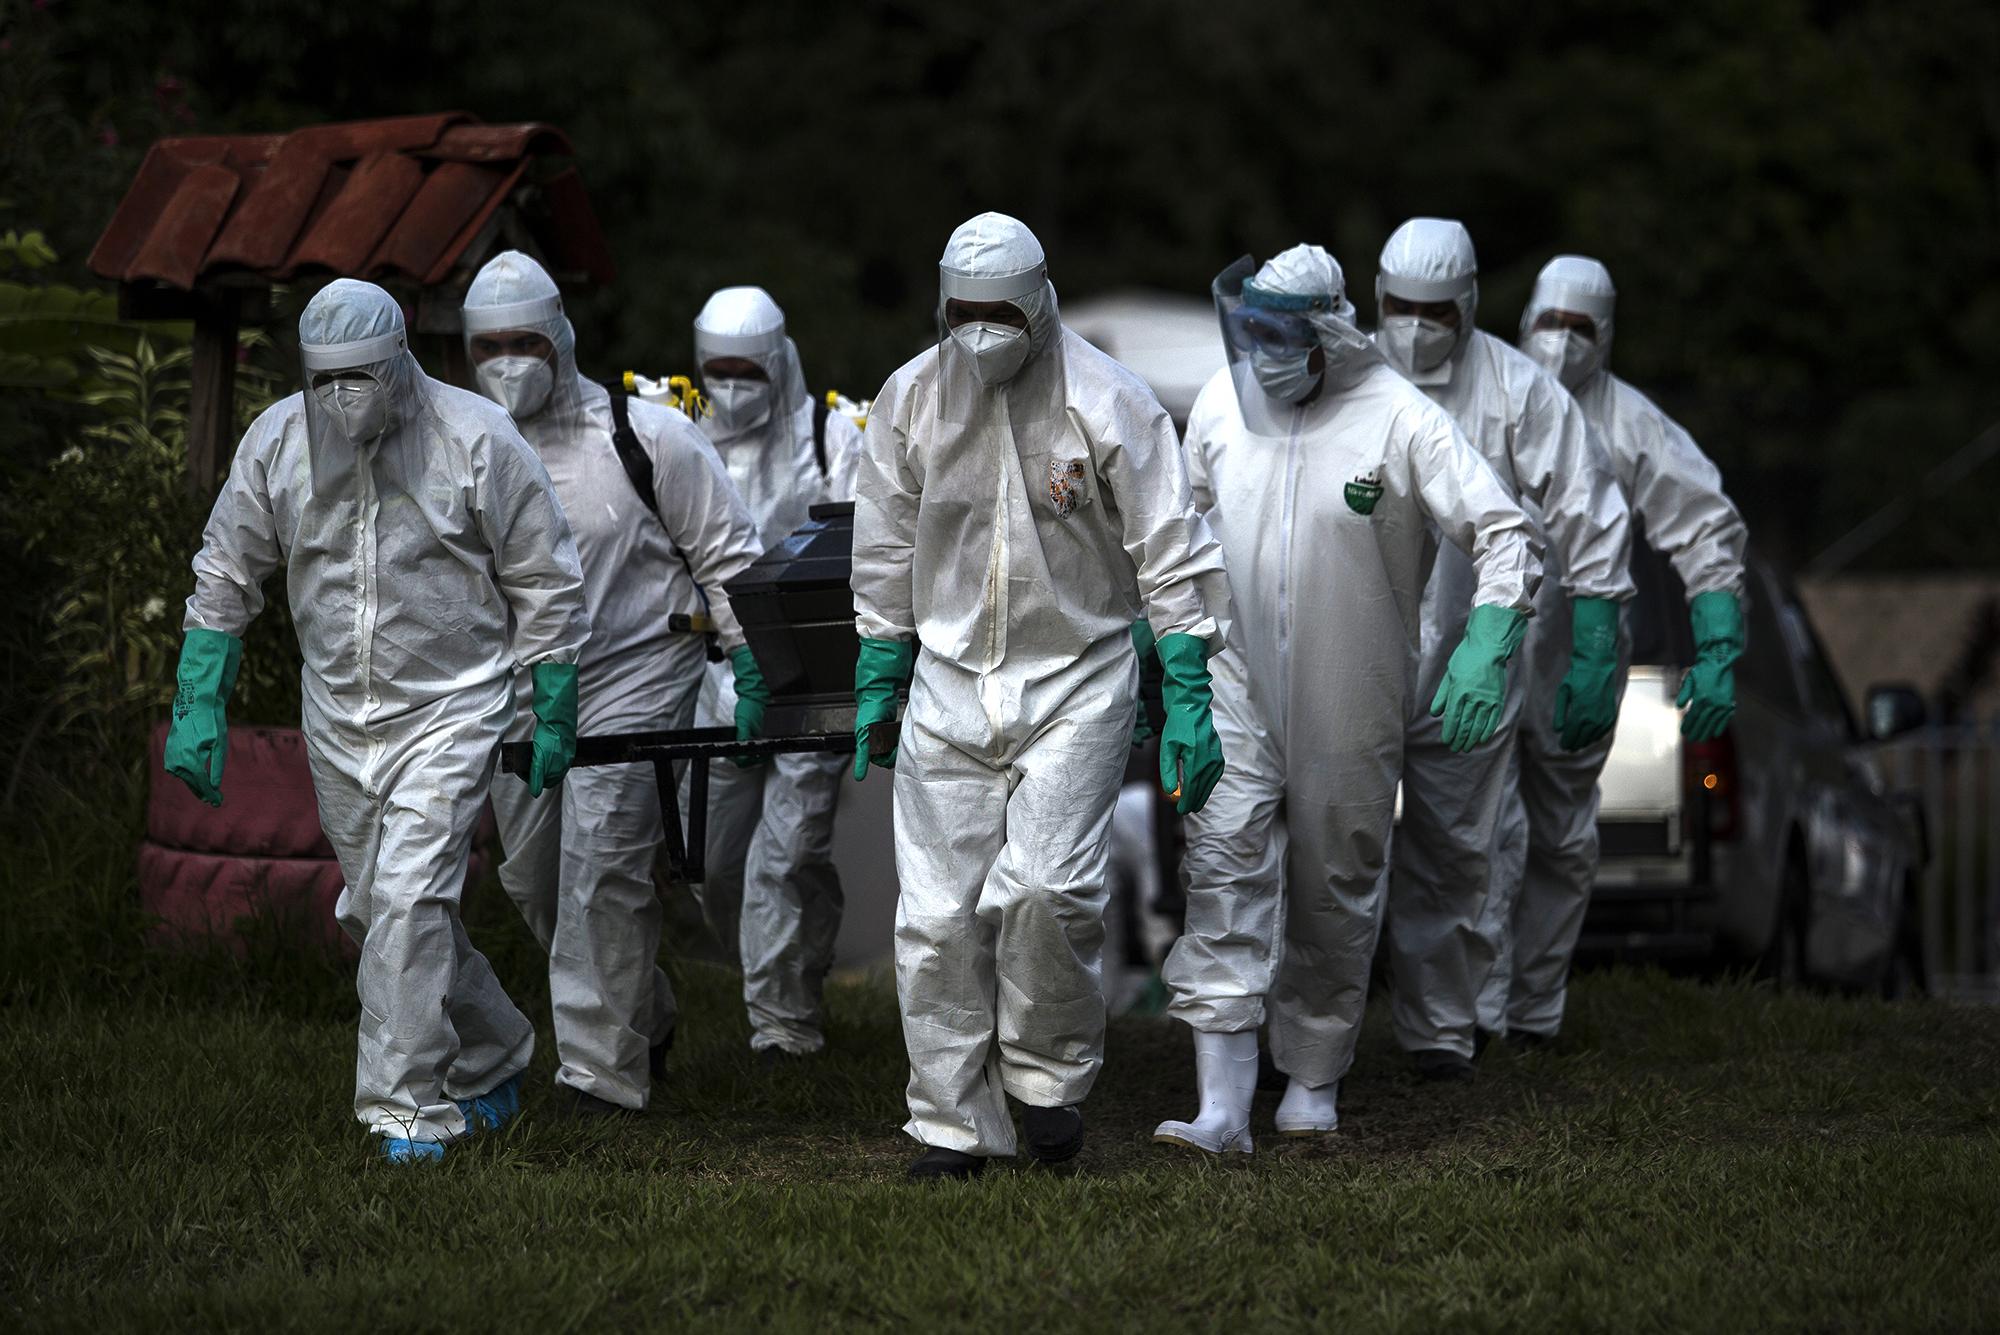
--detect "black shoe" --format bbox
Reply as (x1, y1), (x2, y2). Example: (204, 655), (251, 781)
(753, 1045), (814, 1074)
(907, 1147), (985, 1181)
(556, 1085), (638, 1118)
(1506, 1027), (1553, 1052)
(1411, 1048), (1477, 1083)
(649, 1025), (677, 1080)
(1021, 1104), (1085, 1164)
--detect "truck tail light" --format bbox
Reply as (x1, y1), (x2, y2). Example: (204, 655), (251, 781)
(1683, 730), (1740, 843)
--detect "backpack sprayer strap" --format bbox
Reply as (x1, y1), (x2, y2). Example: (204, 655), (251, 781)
(812, 394), (830, 479)
(603, 379), (724, 661)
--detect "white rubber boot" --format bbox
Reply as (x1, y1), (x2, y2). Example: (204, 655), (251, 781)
(1152, 1029), (1258, 1155)
(1275, 1076), (1339, 1136)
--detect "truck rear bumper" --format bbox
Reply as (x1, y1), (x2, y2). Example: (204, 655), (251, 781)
(1578, 878), (1718, 961)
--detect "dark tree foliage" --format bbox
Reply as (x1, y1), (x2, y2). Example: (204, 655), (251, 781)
(10, 0), (2000, 569)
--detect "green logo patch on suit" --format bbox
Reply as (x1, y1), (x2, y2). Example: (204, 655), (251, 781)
(1344, 471), (1384, 515)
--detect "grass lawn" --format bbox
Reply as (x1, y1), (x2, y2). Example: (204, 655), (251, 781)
(5, 898), (1998, 1335)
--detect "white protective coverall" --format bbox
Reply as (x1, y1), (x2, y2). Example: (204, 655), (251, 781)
(185, 278), (589, 1142)
(1170, 245), (1542, 1094)
(689, 285), (862, 1055)
(852, 212), (1231, 1157)
(473, 253), (765, 1111)
(1373, 219), (1634, 1061)
(1479, 255), (1749, 1038)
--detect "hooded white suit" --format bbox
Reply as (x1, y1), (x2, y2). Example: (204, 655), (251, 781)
(186, 278), (590, 1141)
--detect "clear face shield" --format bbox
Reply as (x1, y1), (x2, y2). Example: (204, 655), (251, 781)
(696, 322), (807, 439)
(1519, 285), (1615, 392)
(935, 262), (1066, 427)
(300, 326), (419, 495)
(462, 293), (586, 444)
(1214, 255), (1377, 434)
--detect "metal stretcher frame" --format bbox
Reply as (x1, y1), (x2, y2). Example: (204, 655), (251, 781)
(498, 724), (858, 884)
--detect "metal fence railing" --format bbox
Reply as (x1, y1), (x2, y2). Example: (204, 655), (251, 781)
(1875, 721), (2000, 1001)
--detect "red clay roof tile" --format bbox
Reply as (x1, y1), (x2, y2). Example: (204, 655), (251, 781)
(88, 114), (613, 292)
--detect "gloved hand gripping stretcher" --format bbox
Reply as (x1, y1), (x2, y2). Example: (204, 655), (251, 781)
(500, 501), (879, 882)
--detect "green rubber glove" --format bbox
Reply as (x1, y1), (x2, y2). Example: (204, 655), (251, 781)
(164, 628), (243, 807)
(528, 661), (579, 798)
(1156, 632), (1225, 815)
(1554, 596), (1622, 751)
(1430, 603), (1529, 754)
(853, 636), (914, 782)
(1677, 589), (1743, 742)
(1130, 619), (1159, 743)
(729, 645), (772, 769)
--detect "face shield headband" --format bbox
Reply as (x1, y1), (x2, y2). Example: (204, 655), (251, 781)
(461, 293), (565, 337)
(1521, 281), (1615, 339)
(301, 327), (409, 371)
(939, 262), (1047, 304)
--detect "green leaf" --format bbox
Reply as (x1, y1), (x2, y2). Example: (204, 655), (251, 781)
(0, 280), (191, 392)
(0, 229), (61, 271)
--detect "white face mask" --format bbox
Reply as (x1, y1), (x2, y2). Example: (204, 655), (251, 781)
(1377, 314), (1459, 375)
(476, 355), (556, 421)
(1523, 327), (1600, 391)
(705, 377), (774, 434)
(949, 320), (1031, 386)
(313, 376), (389, 445)
(1250, 347), (1323, 405)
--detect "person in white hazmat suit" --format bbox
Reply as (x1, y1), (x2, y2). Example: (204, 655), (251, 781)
(164, 278), (590, 1163)
(686, 285), (862, 1061)
(1372, 218), (1635, 1082)
(1475, 254), (1750, 1045)
(469, 252), (768, 1117)
(1153, 245), (1543, 1149)
(850, 212), (1232, 1180)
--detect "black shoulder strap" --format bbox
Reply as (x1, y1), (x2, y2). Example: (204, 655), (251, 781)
(601, 381), (720, 659)
(603, 384), (661, 520)
(811, 396), (830, 479)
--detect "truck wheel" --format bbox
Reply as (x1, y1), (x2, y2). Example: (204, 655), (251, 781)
(1756, 850), (1811, 988)
(1881, 876), (1928, 999)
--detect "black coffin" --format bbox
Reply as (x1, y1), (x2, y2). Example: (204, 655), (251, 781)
(726, 502), (859, 727)
(721, 499), (1164, 736)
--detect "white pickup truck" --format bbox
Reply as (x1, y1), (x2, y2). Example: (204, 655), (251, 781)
(1584, 544), (1925, 992)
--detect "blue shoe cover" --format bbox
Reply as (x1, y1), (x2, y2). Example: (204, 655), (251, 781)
(457, 1074), (523, 1133)
(380, 1137), (447, 1164)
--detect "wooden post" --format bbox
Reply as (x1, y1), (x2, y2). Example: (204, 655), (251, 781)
(416, 282), (472, 391)
(438, 331), (472, 392)
(186, 288), (242, 498)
